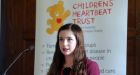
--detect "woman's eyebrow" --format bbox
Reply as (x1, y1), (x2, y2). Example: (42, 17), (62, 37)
(59, 37), (63, 39)
(59, 36), (72, 39)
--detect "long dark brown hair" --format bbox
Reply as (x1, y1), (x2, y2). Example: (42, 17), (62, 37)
(47, 23), (87, 75)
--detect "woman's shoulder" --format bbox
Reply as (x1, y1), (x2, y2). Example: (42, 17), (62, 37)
(86, 58), (98, 66)
(86, 58), (99, 68)
(86, 58), (100, 75)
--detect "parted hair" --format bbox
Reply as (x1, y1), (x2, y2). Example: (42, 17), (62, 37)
(47, 23), (87, 75)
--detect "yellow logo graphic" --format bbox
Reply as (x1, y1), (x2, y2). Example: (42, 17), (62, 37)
(47, 0), (70, 34)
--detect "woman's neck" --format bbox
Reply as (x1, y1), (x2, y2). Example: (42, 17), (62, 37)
(64, 55), (73, 68)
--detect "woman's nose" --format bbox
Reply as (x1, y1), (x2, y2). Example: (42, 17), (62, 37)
(63, 40), (68, 46)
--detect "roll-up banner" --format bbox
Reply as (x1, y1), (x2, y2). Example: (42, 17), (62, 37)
(34, 0), (128, 75)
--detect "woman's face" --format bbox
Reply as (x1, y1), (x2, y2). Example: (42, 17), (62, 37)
(59, 30), (77, 56)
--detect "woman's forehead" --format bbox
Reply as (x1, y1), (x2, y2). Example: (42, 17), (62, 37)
(59, 30), (75, 38)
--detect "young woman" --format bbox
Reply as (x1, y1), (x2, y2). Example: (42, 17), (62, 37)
(47, 23), (100, 75)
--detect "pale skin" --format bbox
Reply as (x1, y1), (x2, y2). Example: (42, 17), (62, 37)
(59, 30), (77, 68)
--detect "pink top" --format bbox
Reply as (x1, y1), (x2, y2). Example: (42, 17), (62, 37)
(86, 59), (100, 75)
(61, 59), (100, 75)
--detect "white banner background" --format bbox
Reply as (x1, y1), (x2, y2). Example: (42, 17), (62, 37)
(34, 0), (128, 75)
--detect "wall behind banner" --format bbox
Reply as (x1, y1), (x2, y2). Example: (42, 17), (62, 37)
(0, 0), (6, 74)
(1, 0), (140, 75)
(1, 0), (36, 75)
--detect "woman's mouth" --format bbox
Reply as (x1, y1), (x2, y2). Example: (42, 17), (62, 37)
(63, 48), (69, 51)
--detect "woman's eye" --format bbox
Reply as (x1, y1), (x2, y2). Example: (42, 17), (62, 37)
(68, 38), (72, 41)
(59, 38), (63, 41)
